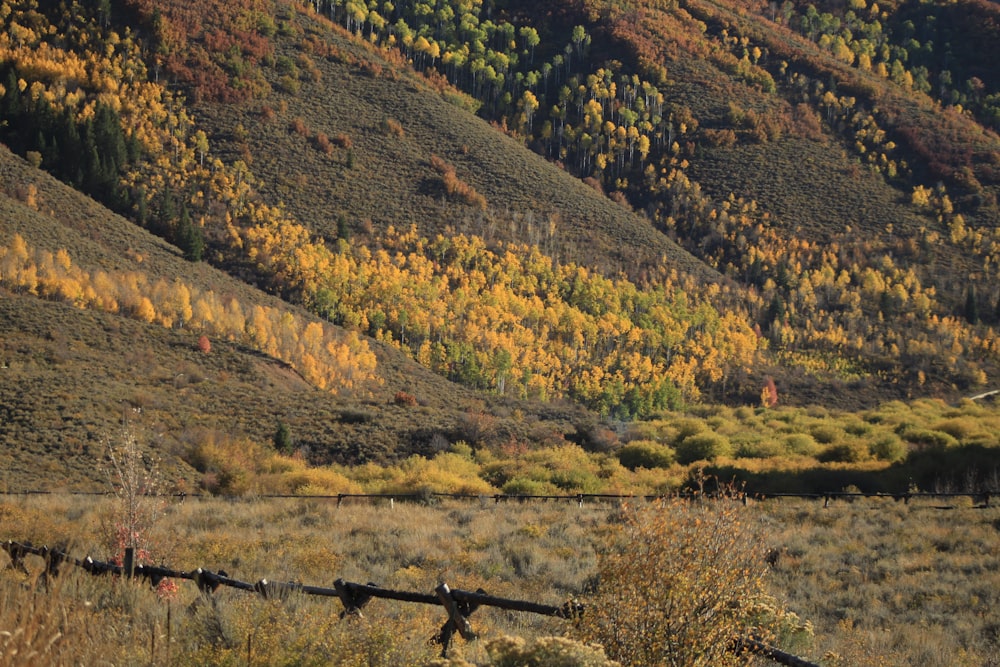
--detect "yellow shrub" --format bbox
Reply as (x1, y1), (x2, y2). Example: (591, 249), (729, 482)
(283, 467), (364, 495)
(576, 495), (781, 666)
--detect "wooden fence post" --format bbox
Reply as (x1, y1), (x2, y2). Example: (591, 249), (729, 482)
(334, 578), (375, 618)
(124, 547), (135, 579)
(166, 601), (172, 667)
(434, 583), (478, 657)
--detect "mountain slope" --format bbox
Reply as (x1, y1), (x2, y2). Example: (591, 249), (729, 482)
(195, 9), (717, 282)
(205, 0), (999, 403)
(3, 0), (1000, 493)
(0, 146), (591, 490)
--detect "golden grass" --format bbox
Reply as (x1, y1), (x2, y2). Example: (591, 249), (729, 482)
(2, 494), (999, 665)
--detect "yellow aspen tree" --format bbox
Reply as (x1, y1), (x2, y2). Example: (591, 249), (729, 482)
(192, 294), (217, 331)
(134, 296), (156, 323)
(248, 305), (271, 352)
(90, 270), (119, 312)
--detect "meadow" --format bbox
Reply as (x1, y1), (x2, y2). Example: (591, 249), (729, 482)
(2, 492), (998, 665)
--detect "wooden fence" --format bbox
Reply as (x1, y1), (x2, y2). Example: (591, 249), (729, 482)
(2, 539), (820, 667)
(0, 489), (994, 507)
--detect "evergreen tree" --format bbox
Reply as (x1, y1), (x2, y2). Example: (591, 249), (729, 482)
(176, 203), (204, 262)
(274, 421), (293, 454)
(964, 284), (979, 324)
(336, 213), (350, 241)
(154, 188), (177, 238)
(765, 294), (787, 325)
(94, 104), (126, 177)
(1, 69), (20, 120)
(135, 185), (148, 227)
(59, 109), (83, 183)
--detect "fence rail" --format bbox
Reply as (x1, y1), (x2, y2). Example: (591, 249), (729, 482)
(0, 489), (995, 507)
(1, 539), (820, 666)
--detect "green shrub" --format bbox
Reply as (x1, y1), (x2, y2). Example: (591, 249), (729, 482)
(805, 405), (829, 418)
(675, 432), (732, 464)
(932, 418), (979, 442)
(257, 13), (277, 36)
(843, 419), (873, 436)
(870, 434), (907, 462)
(275, 54), (298, 74)
(810, 422), (843, 445)
(783, 433), (820, 457)
(277, 75), (301, 94)
(428, 636), (619, 667)
(765, 419), (795, 434)
(706, 415), (729, 429)
(273, 420), (292, 454)
(623, 421), (662, 441)
(550, 467), (603, 493)
(735, 435), (785, 459)
(340, 409), (374, 424)
(487, 635), (619, 667)
(502, 477), (557, 496)
(898, 426), (959, 449)
(449, 441), (474, 459)
(688, 404), (725, 418)
(671, 417), (706, 443)
(817, 441), (870, 463)
(617, 441), (676, 470)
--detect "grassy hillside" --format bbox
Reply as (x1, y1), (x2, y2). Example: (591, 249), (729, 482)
(198, 22), (713, 282)
(0, 146), (594, 490)
(2, 0), (1000, 493)
(180, 0), (1000, 404)
(182, 0), (995, 407)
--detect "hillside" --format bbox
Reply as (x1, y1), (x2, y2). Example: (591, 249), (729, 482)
(185, 0), (1000, 403)
(198, 27), (715, 282)
(2, 0), (1000, 490)
(0, 146), (592, 490)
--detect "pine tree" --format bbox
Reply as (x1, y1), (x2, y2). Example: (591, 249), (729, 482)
(274, 421), (293, 454)
(154, 188), (177, 239)
(964, 284), (979, 324)
(336, 213), (350, 242)
(135, 186), (148, 227)
(1, 69), (20, 120)
(176, 204), (204, 262)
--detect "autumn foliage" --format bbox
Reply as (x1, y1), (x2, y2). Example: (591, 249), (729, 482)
(2, 0), (1000, 414)
(576, 493), (787, 666)
(0, 235), (377, 394)
(429, 154), (487, 209)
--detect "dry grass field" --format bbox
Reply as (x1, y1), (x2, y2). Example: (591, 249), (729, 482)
(2, 493), (998, 665)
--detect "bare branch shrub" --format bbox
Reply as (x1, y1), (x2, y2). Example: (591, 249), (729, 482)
(102, 412), (163, 567)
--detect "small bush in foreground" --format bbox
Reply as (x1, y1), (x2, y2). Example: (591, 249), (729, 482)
(576, 493), (781, 666)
